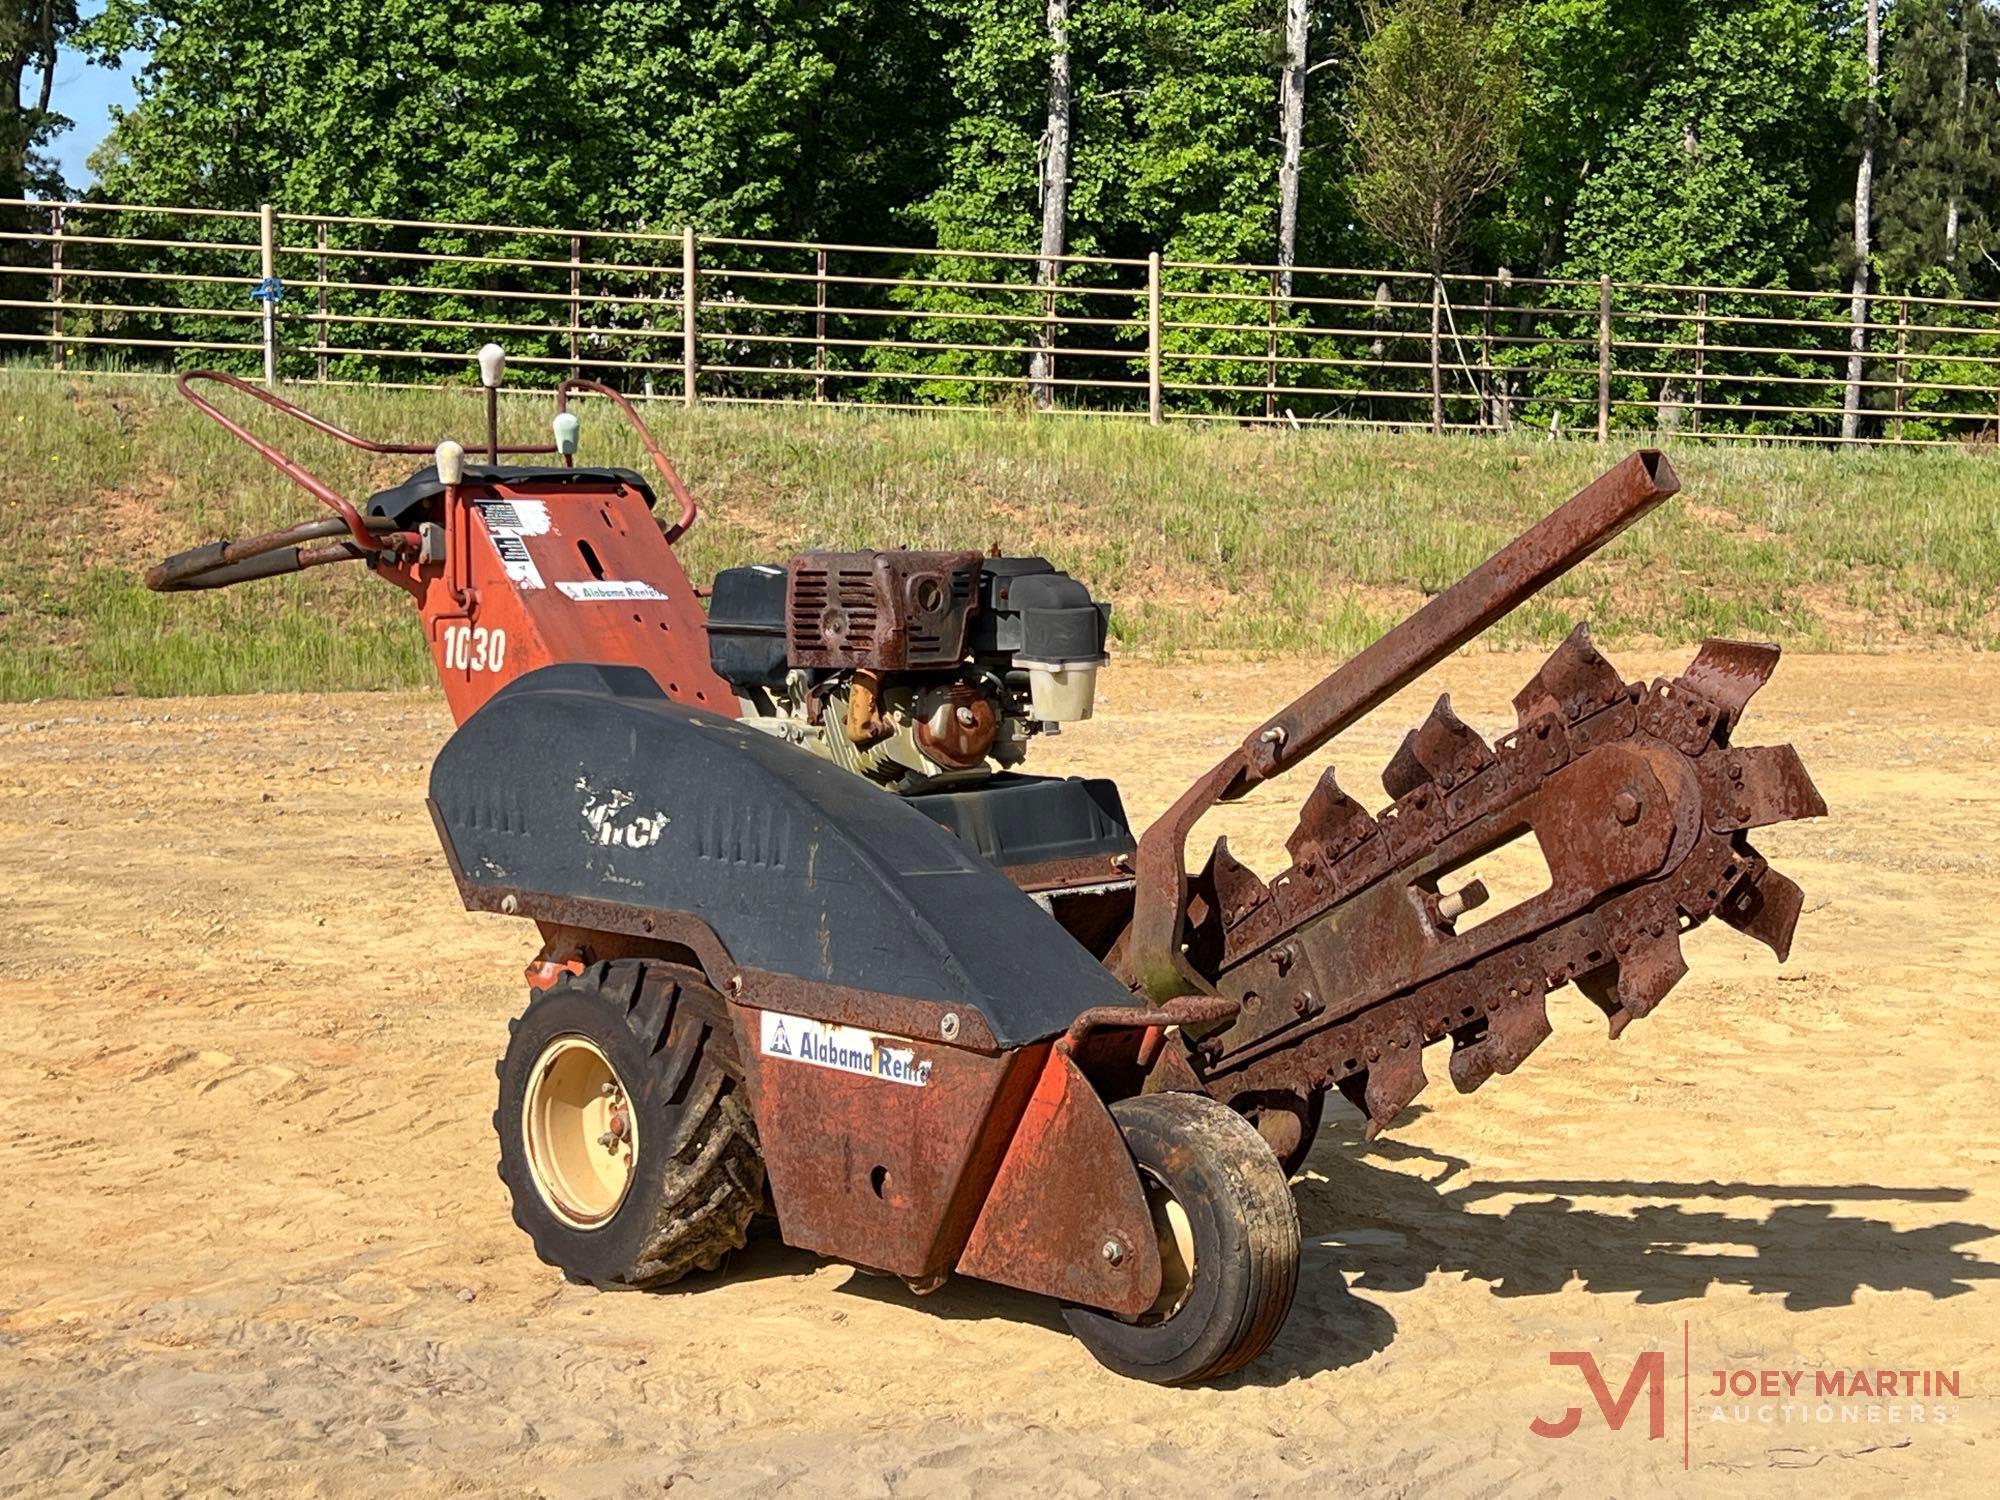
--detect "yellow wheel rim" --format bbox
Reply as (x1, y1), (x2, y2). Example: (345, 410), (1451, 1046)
(522, 1036), (637, 1229)
(1143, 1169), (1197, 1321)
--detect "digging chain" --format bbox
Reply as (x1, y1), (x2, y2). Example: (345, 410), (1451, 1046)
(1185, 629), (1824, 1137)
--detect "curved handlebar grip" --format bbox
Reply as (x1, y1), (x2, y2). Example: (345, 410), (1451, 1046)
(144, 513), (405, 592)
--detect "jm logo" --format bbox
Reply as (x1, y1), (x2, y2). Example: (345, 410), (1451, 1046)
(1531, 1351), (1667, 1440)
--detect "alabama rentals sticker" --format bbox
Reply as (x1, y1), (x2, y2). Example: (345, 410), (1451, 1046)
(759, 1011), (933, 1087)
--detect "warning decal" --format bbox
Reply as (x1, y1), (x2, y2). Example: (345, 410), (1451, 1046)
(474, 498), (548, 589)
(758, 1010), (932, 1087)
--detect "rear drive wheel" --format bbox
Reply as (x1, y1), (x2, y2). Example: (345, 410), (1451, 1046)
(1063, 1092), (1301, 1384)
(497, 960), (765, 1287)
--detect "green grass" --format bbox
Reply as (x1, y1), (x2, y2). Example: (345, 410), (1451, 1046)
(3, 370), (1998, 699)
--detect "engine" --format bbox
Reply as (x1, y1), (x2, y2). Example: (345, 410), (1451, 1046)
(705, 550), (1110, 793)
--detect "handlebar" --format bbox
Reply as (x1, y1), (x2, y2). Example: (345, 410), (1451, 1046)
(556, 378), (701, 543)
(151, 367), (701, 592)
(145, 513), (408, 591)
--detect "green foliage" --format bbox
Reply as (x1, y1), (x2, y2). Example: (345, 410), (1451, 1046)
(1878, 0), (2000, 295)
(11, 0), (1991, 439)
(1497, 1), (1862, 287)
(1349, 0), (1520, 274)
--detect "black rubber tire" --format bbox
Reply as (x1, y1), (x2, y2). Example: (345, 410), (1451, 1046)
(1063, 1092), (1301, 1384)
(496, 960), (765, 1288)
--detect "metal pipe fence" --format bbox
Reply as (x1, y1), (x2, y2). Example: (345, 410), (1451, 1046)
(3, 196), (1998, 447)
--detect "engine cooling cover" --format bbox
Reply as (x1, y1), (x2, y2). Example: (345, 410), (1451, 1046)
(427, 663), (1136, 1047)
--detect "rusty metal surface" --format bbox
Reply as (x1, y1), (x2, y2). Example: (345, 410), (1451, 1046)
(954, 1048), (1163, 1317)
(1122, 450), (1684, 1001)
(1174, 627), (1823, 1138)
(735, 1004), (1046, 1281)
(787, 551), (984, 670)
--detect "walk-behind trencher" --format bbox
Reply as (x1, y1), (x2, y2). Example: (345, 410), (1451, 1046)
(146, 350), (1825, 1382)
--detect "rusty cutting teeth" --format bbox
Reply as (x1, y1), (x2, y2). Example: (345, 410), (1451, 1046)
(1199, 837), (1271, 927)
(1449, 982), (1554, 1094)
(1679, 639), (1782, 735)
(1513, 623), (1627, 727)
(1347, 1045), (1427, 1139)
(1580, 929), (1691, 1040)
(1382, 694), (1496, 800)
(1719, 864), (1806, 962)
(1706, 744), (1827, 831)
(1286, 767), (1381, 866)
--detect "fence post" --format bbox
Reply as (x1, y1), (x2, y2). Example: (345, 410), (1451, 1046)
(569, 234), (582, 381)
(1479, 279), (1494, 429)
(681, 225), (698, 407)
(48, 205), (63, 372)
(814, 248), (827, 404)
(1265, 268), (1279, 421)
(1692, 290), (1707, 435)
(313, 220), (329, 384)
(1146, 251), (1162, 426)
(1429, 279), (1443, 435)
(259, 203), (277, 388)
(1596, 275), (1611, 442)
(1893, 297), (1909, 442)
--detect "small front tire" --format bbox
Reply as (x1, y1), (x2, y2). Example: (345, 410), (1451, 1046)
(1063, 1092), (1301, 1384)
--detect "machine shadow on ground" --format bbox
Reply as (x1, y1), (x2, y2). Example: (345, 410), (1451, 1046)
(1290, 1104), (1997, 1314)
(578, 1094), (1995, 1386)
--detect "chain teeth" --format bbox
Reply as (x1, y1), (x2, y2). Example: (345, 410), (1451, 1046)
(1513, 623), (1626, 728)
(1720, 863), (1806, 962)
(1449, 981), (1554, 1094)
(1346, 1044), (1427, 1140)
(1285, 767), (1381, 867)
(1382, 693), (1496, 801)
(1706, 744), (1827, 831)
(1679, 639), (1782, 735)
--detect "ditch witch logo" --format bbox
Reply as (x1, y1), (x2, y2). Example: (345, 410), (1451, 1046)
(1530, 1324), (1963, 1468)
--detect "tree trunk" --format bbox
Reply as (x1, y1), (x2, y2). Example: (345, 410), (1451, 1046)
(1842, 0), (1881, 443)
(1946, 12), (1969, 267)
(1030, 0), (1073, 411)
(1275, 0), (1308, 304)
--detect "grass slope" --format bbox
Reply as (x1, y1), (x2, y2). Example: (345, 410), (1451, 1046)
(2, 371), (1996, 699)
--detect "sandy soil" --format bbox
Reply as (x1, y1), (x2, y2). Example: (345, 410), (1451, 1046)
(1, 650), (1995, 1497)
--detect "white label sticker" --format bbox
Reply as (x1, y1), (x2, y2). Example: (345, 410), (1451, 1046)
(474, 498), (551, 536)
(475, 499), (546, 589)
(556, 580), (669, 601)
(759, 1011), (932, 1087)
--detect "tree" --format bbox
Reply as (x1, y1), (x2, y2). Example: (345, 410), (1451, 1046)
(1843, 0), (1881, 440)
(1348, 0), (1519, 276)
(1348, 0), (1519, 429)
(0, 0), (79, 201)
(1275, 0), (1310, 302)
(1029, 0), (1072, 408)
(1878, 0), (2000, 294)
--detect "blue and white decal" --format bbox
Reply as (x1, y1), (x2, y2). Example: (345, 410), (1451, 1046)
(759, 1010), (933, 1087)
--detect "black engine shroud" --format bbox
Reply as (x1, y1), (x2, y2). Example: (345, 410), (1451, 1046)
(428, 664), (1136, 1047)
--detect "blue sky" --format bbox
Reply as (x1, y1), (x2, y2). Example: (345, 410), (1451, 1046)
(48, 13), (140, 190)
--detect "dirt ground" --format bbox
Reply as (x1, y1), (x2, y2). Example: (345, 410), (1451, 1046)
(1, 650), (1995, 1497)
